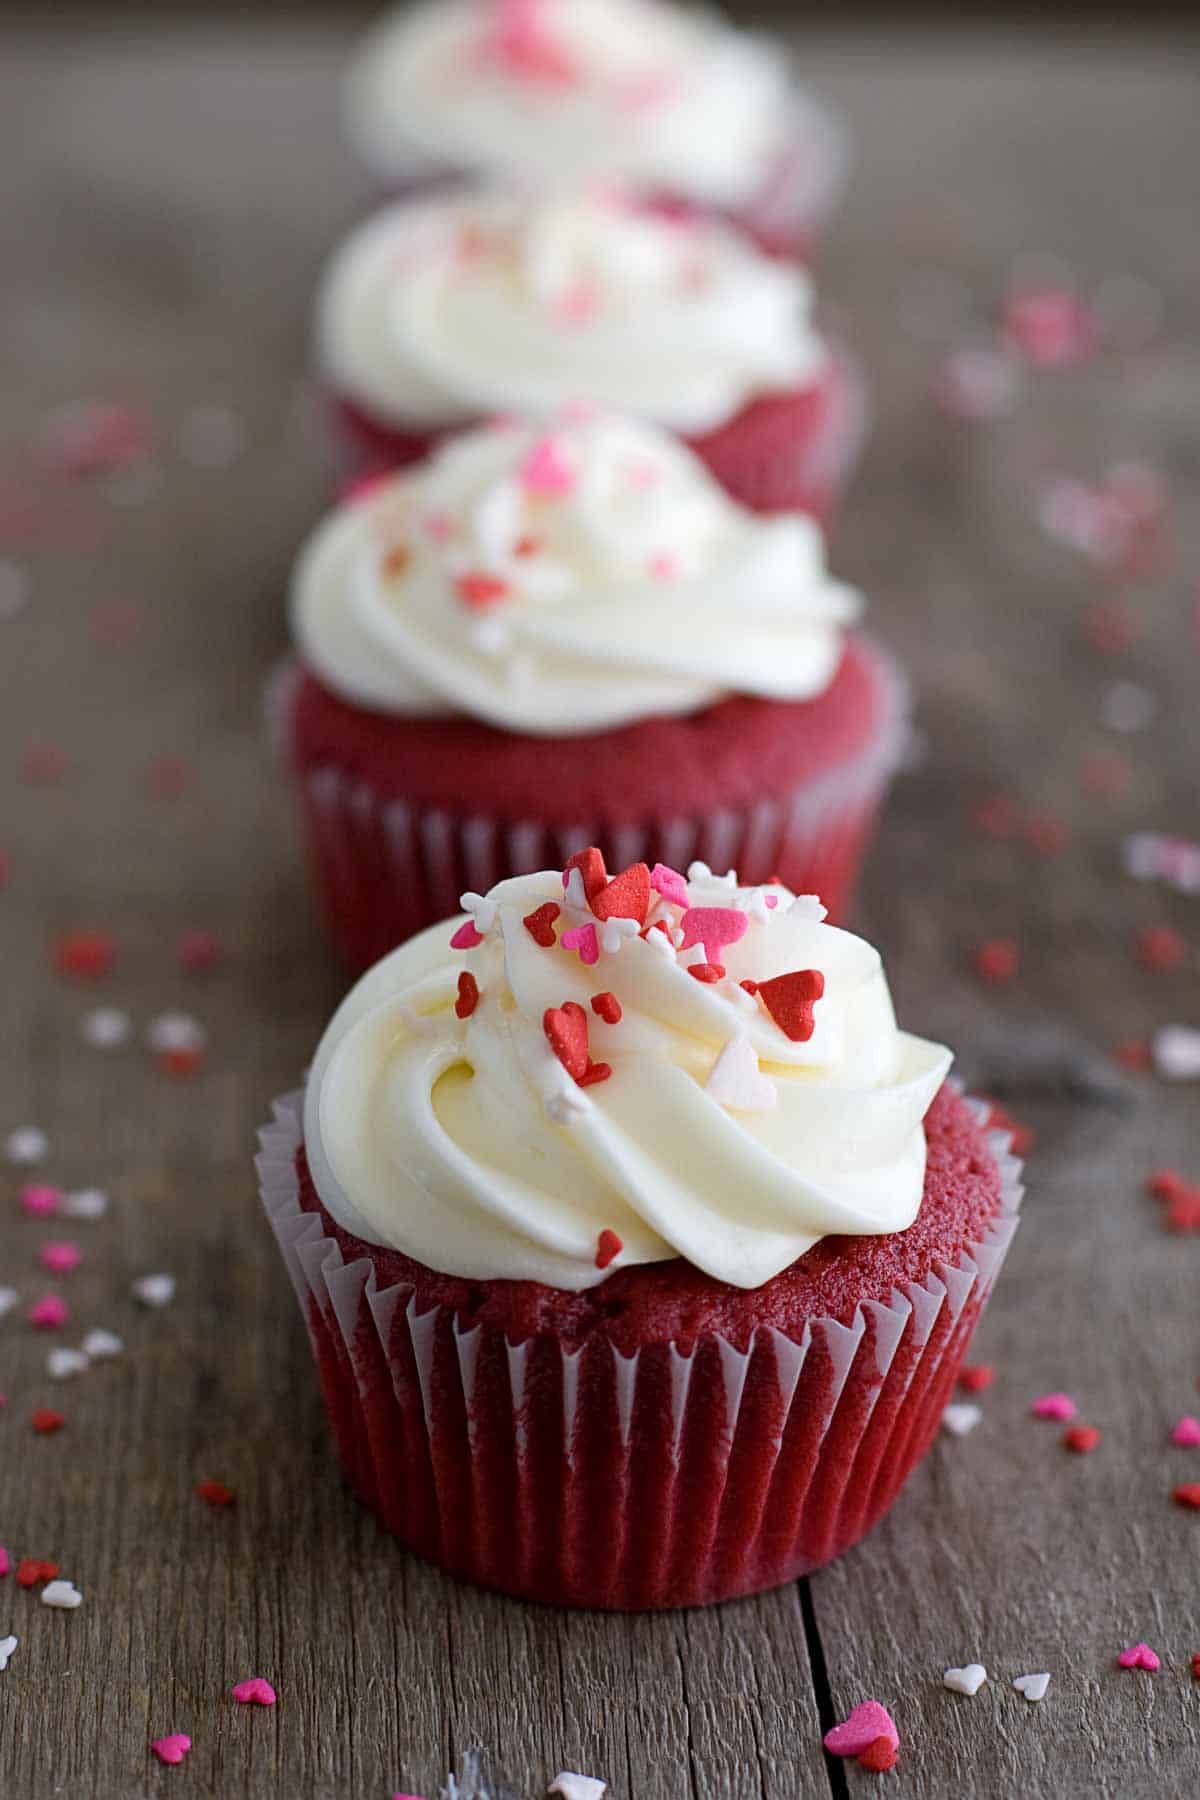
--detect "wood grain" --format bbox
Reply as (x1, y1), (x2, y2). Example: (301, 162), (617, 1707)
(1, 19), (1198, 1800)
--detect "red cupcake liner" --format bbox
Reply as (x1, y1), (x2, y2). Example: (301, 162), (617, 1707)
(257, 1085), (1022, 1610)
(325, 349), (868, 528)
(270, 638), (909, 972)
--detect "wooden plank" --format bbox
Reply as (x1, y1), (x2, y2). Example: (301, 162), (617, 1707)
(1, 18), (1198, 1800)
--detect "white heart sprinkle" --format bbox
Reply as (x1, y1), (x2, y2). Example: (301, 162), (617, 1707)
(82, 1328), (123, 1359)
(81, 1006), (132, 1050)
(1153, 1025), (1200, 1082)
(943, 1663), (988, 1695)
(145, 1012), (206, 1055)
(0, 1287), (18, 1318)
(4, 1126), (48, 1165)
(706, 1034), (778, 1113)
(548, 1777), (606, 1800)
(62, 1188), (109, 1220)
(941, 1403), (983, 1438)
(1013, 1672), (1051, 1702)
(0, 1635), (18, 1672)
(47, 1347), (90, 1380)
(41, 1579), (82, 1610)
(1101, 679), (1156, 734)
(133, 1273), (175, 1308)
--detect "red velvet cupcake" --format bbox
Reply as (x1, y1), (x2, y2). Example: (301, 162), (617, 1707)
(257, 859), (1022, 1609)
(316, 189), (867, 522)
(342, 0), (848, 262)
(279, 412), (906, 969)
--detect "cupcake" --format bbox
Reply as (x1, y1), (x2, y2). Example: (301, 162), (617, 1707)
(281, 410), (907, 969)
(318, 188), (866, 521)
(342, 0), (847, 261)
(258, 858), (1022, 1610)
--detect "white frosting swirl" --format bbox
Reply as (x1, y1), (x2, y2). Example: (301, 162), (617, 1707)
(344, 0), (804, 207)
(304, 863), (953, 1291)
(317, 190), (824, 434)
(291, 414), (859, 734)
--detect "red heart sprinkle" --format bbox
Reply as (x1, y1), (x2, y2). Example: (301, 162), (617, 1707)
(195, 1480), (236, 1507)
(455, 972), (480, 1019)
(858, 1736), (898, 1773)
(1174, 1483), (1200, 1510)
(32, 1408), (65, 1435)
(578, 1060), (612, 1088)
(740, 979), (759, 995)
(757, 969), (825, 1041)
(16, 1558), (59, 1587)
(1168, 1191), (1200, 1233)
(591, 991), (622, 1024)
(564, 846), (607, 906)
(595, 1228), (623, 1270)
(55, 930), (116, 980)
(1063, 1424), (1102, 1454)
(687, 963), (724, 983)
(523, 902), (561, 947)
(1148, 1168), (1189, 1201)
(455, 571), (510, 609)
(974, 938), (1019, 984)
(959, 1364), (995, 1393)
(160, 1046), (204, 1077)
(591, 862), (650, 925)
(1191, 1653), (1200, 1680)
(544, 1002), (590, 1081)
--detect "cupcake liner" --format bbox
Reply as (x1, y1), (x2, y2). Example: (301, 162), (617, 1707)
(282, 639), (909, 971)
(257, 1083), (1022, 1610)
(324, 349), (868, 527)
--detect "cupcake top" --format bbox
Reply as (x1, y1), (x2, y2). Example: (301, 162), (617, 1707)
(343, 0), (818, 209)
(318, 189), (824, 436)
(304, 854), (953, 1292)
(291, 412), (860, 735)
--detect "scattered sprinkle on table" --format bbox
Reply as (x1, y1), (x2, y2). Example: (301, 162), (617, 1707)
(1032, 1392), (1076, 1421)
(1116, 1643), (1159, 1671)
(151, 1734), (192, 1766)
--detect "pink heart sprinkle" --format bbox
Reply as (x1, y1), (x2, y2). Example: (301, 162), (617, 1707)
(29, 1294), (68, 1330)
(450, 920), (484, 950)
(232, 1677), (277, 1706)
(823, 1700), (899, 1757)
(679, 907), (749, 960)
(519, 435), (576, 497)
(560, 923), (599, 967)
(650, 863), (690, 909)
(39, 1242), (82, 1274)
(0, 1546), (9, 1576)
(648, 551), (679, 581)
(1031, 1391), (1076, 1421)
(1172, 1415), (1200, 1446)
(1117, 1643), (1160, 1671)
(151, 1734), (192, 1765)
(20, 1184), (61, 1217)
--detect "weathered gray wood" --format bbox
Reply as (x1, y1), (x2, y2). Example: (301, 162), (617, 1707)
(1, 18), (1199, 1800)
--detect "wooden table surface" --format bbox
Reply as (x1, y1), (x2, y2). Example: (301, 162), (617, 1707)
(2, 17), (1199, 1800)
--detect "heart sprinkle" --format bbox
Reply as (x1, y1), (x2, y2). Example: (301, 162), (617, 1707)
(1012, 1672), (1051, 1702)
(232, 1678), (277, 1706)
(577, 1061), (612, 1088)
(941, 1403), (982, 1438)
(28, 1294), (68, 1329)
(678, 906), (749, 959)
(1116, 1643), (1160, 1671)
(563, 847), (607, 906)
(823, 1700), (899, 1758)
(590, 862), (651, 926)
(1173, 1483), (1200, 1510)
(705, 1035), (777, 1113)
(450, 919), (484, 950)
(756, 969), (825, 1042)
(595, 1229), (623, 1271)
(959, 1364), (995, 1392)
(32, 1408), (66, 1434)
(857, 1736), (898, 1773)
(523, 901), (560, 946)
(40, 1578), (82, 1608)
(590, 991), (621, 1024)
(942, 1664), (988, 1695)
(1063, 1424), (1102, 1454)
(195, 1480), (236, 1507)
(1171, 1416), (1200, 1447)
(16, 1559), (59, 1587)
(455, 972), (480, 1020)
(1032, 1391), (1076, 1421)
(0, 1636), (17, 1673)
(151, 1734), (192, 1766)
(544, 1003), (590, 1083)
(455, 571), (510, 609)
(560, 923), (599, 966)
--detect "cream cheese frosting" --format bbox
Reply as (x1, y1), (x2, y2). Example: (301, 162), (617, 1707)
(304, 855), (953, 1292)
(344, 0), (808, 207)
(291, 413), (859, 734)
(317, 189), (825, 434)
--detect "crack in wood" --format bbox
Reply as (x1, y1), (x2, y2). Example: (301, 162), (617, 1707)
(797, 1582), (849, 1800)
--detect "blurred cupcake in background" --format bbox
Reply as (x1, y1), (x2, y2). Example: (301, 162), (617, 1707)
(257, 858), (1022, 1609)
(342, 0), (847, 261)
(318, 188), (867, 522)
(276, 410), (907, 970)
